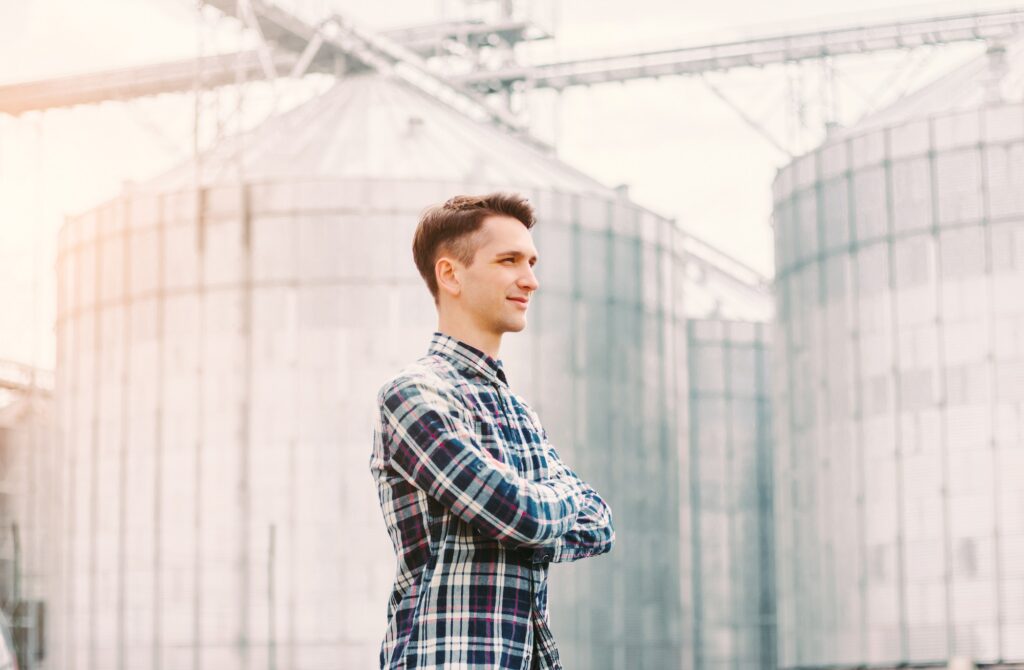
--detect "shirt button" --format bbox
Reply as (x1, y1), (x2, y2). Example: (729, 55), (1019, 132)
(473, 462), (485, 471)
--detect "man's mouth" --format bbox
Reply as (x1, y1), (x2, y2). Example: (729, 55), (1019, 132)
(508, 297), (529, 306)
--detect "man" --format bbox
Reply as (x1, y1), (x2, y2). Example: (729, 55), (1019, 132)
(369, 193), (615, 670)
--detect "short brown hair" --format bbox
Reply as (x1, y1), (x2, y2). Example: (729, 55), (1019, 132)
(412, 192), (536, 302)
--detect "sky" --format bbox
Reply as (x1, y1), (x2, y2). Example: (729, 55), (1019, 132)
(0, 0), (1015, 370)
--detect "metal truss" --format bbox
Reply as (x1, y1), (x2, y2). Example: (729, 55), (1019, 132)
(371, 18), (550, 58)
(320, 12), (535, 139)
(457, 8), (1024, 92)
(3, 7), (1021, 116)
(202, 0), (533, 138)
(0, 50), (306, 116)
(0, 13), (542, 115)
(0, 2), (1015, 312)
(0, 361), (52, 396)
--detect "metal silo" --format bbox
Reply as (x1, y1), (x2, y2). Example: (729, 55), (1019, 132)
(685, 319), (775, 670)
(0, 367), (54, 670)
(52, 73), (688, 670)
(772, 43), (1024, 668)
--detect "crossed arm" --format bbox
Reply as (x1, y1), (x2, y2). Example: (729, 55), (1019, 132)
(378, 375), (615, 564)
(521, 434), (616, 565)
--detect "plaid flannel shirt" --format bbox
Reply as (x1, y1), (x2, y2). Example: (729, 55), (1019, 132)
(370, 331), (615, 669)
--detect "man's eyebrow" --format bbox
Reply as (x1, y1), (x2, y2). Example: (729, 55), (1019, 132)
(495, 250), (539, 261)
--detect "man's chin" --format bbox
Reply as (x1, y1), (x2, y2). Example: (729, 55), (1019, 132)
(500, 318), (527, 333)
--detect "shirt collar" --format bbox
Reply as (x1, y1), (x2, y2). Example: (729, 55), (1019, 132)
(428, 331), (508, 386)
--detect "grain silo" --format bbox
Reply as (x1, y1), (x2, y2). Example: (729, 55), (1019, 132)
(772, 42), (1024, 668)
(0, 368), (53, 670)
(685, 319), (775, 670)
(52, 73), (688, 670)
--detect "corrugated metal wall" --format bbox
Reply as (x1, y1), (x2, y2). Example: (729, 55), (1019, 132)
(773, 102), (1024, 667)
(686, 319), (774, 670)
(0, 394), (54, 670)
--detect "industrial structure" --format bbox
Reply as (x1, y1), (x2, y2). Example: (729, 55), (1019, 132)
(0, 361), (53, 670)
(51, 70), (691, 668)
(3, 0), (1023, 668)
(685, 319), (775, 670)
(772, 39), (1024, 667)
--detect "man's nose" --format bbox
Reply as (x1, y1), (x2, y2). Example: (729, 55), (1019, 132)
(519, 266), (539, 292)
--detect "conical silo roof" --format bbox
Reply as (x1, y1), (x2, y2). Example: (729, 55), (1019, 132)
(152, 73), (615, 195)
(836, 35), (1024, 136)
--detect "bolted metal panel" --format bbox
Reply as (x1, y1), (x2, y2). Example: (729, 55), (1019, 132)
(773, 88), (1024, 666)
(686, 319), (775, 670)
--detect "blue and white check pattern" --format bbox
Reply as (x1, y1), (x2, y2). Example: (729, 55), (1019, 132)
(370, 331), (615, 669)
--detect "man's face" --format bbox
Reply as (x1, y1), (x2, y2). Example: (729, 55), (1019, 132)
(454, 215), (540, 335)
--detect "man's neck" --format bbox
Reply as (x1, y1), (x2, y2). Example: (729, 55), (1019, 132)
(436, 314), (501, 359)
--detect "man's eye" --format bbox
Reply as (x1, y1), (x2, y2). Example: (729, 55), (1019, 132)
(501, 258), (515, 264)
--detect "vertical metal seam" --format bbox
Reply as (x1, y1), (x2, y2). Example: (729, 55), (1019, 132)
(193, 187), (206, 670)
(89, 206), (103, 670)
(784, 180), (802, 667)
(673, 226), (689, 670)
(686, 321), (703, 670)
(754, 323), (777, 669)
(116, 196), (132, 670)
(653, 217), (674, 648)
(66, 212), (80, 670)
(921, 114), (958, 655)
(928, 115), (955, 658)
(978, 110), (1005, 659)
(814, 146), (838, 658)
(631, 207), (647, 658)
(239, 183), (254, 670)
(570, 193), (582, 463)
(286, 205), (298, 670)
(846, 135), (870, 661)
(603, 198), (620, 663)
(153, 194), (166, 670)
(722, 325), (738, 670)
(882, 125), (910, 661)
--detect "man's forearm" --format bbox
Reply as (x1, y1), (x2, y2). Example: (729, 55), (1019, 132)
(519, 485), (615, 564)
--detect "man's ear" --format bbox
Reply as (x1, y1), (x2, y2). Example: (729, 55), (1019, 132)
(435, 257), (461, 299)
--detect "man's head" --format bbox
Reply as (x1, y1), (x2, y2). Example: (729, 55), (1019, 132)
(412, 192), (540, 337)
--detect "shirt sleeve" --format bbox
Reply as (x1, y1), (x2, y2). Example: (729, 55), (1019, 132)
(522, 433), (616, 565)
(379, 375), (583, 547)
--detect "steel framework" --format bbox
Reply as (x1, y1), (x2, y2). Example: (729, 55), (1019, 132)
(0, 361), (52, 396)
(458, 8), (1024, 91)
(3, 2), (1009, 302)
(1, 7), (1020, 114)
